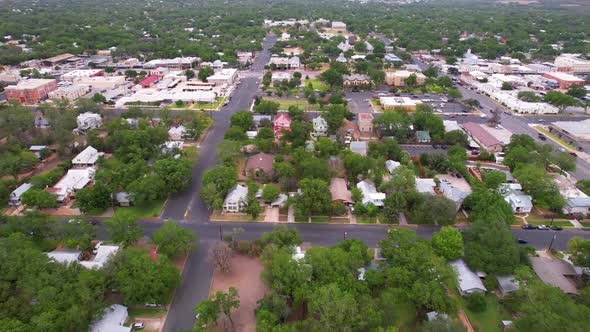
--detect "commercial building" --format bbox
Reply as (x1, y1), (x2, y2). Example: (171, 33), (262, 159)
(48, 84), (89, 101)
(554, 54), (590, 73)
(461, 122), (504, 152)
(385, 70), (426, 87)
(343, 74), (372, 88)
(543, 72), (585, 89)
(115, 89), (216, 107)
(268, 56), (300, 69)
(379, 97), (423, 111)
(144, 57), (199, 70)
(61, 69), (104, 82)
(5, 79), (57, 104)
(207, 68), (238, 86)
(139, 74), (160, 88)
(41, 53), (75, 66)
(75, 76), (126, 90)
(551, 119), (590, 141)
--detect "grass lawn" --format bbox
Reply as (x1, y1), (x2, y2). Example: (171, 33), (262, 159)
(128, 307), (167, 317)
(114, 199), (165, 219)
(527, 220), (573, 227)
(310, 216), (331, 223)
(581, 222), (590, 227)
(534, 126), (577, 151)
(387, 300), (417, 332)
(193, 96), (225, 110)
(294, 215), (309, 223)
(461, 295), (512, 332)
(266, 97), (320, 111)
(305, 78), (329, 91)
(357, 215), (377, 224)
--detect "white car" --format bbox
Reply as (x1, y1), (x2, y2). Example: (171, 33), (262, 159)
(132, 322), (144, 330)
(537, 225), (550, 230)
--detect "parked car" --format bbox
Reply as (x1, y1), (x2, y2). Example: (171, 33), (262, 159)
(538, 134), (547, 141)
(521, 224), (537, 230)
(550, 226), (563, 231)
(144, 303), (163, 307)
(517, 238), (528, 244)
(569, 152), (578, 158)
(92, 241), (102, 255)
(132, 322), (145, 330)
(537, 224), (550, 230)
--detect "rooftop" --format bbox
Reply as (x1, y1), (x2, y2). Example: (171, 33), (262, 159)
(6, 78), (55, 89)
(90, 304), (131, 332)
(450, 258), (487, 294)
(552, 119), (590, 141)
(530, 256), (578, 294)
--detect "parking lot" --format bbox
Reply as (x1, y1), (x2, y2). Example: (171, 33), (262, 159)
(345, 89), (469, 114)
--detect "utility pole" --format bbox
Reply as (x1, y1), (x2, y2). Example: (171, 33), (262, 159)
(547, 233), (557, 253)
(219, 225), (223, 241)
(343, 231), (348, 240)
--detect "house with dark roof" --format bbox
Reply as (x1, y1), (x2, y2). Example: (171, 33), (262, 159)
(245, 153), (274, 179)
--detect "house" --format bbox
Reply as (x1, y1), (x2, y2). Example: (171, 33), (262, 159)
(223, 184), (249, 212)
(273, 113), (291, 138)
(34, 113), (50, 128)
(450, 258), (487, 295)
(356, 180), (385, 207)
(358, 113), (374, 136)
(331, 21), (347, 31)
(436, 174), (472, 208)
(114, 192), (132, 207)
(80, 245), (120, 269)
(312, 116), (328, 137)
(499, 183), (533, 213)
(29, 145), (47, 158)
(330, 178), (353, 205)
(253, 115), (273, 128)
(385, 160), (401, 174)
(530, 256), (578, 294)
(415, 178), (436, 194)
(343, 74), (372, 89)
(270, 194), (288, 207)
(72, 146), (103, 167)
(350, 141), (368, 156)
(168, 125), (187, 141)
(426, 311), (449, 322)
(364, 41), (374, 53)
(9, 183), (32, 206)
(338, 118), (360, 144)
(554, 174), (590, 215)
(161, 141), (184, 154)
(461, 122), (504, 152)
(336, 52), (347, 63)
(269, 56), (300, 69)
(90, 304), (132, 332)
(497, 275), (520, 296)
(75, 112), (102, 134)
(49, 168), (95, 203)
(47, 250), (82, 264)
(384, 53), (402, 63)
(380, 97), (423, 111)
(245, 153), (274, 179)
(415, 130), (431, 143)
(337, 41), (352, 52)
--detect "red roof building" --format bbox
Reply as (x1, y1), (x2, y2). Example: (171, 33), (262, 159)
(139, 74), (160, 88)
(461, 122), (503, 152)
(273, 113), (292, 137)
(543, 72), (585, 90)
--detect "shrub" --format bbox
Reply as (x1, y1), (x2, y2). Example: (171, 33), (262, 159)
(484, 275), (497, 291)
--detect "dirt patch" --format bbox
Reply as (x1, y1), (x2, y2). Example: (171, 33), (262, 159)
(210, 254), (268, 332)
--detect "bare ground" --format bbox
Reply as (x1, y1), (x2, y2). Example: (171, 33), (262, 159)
(210, 255), (268, 332)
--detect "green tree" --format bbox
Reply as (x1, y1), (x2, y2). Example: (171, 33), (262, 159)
(20, 189), (57, 208)
(463, 219), (521, 274)
(201, 165), (237, 208)
(431, 226), (463, 260)
(91, 93), (107, 103)
(185, 69), (195, 79)
(198, 66), (214, 81)
(423, 66), (438, 78)
(501, 82), (513, 90)
(253, 99), (280, 115)
(447, 87), (462, 100)
(154, 157), (192, 193)
(106, 247), (180, 305)
(482, 170), (507, 189)
(103, 216), (144, 247)
(544, 91), (577, 112)
(419, 319), (466, 332)
(577, 179), (590, 196)
(260, 225), (302, 248)
(127, 175), (166, 206)
(517, 91), (541, 102)
(294, 178), (332, 216)
(152, 220), (197, 257)
(444, 130), (469, 147)
(409, 194), (457, 225)
(566, 84), (587, 99)
(308, 283), (359, 331)
(445, 56), (458, 65)
(75, 181), (112, 213)
(567, 237), (590, 269)
(320, 68), (344, 87)
(230, 110), (254, 131)
(262, 184), (281, 202)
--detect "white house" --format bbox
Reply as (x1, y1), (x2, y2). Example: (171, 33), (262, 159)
(49, 168), (95, 202)
(9, 183), (32, 206)
(72, 146), (103, 167)
(80, 245), (120, 269)
(47, 250), (82, 264)
(222, 184), (249, 212)
(450, 258), (487, 295)
(499, 183), (533, 213)
(436, 174), (472, 208)
(415, 178), (436, 194)
(168, 125), (187, 141)
(312, 116), (328, 137)
(356, 180), (385, 207)
(75, 112), (102, 134)
(90, 304), (132, 332)
(385, 160), (400, 174)
(554, 174), (590, 215)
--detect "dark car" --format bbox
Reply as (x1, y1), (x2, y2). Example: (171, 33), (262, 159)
(550, 226), (563, 231)
(569, 152), (578, 158)
(538, 134), (547, 141)
(517, 238), (528, 244)
(521, 224), (537, 230)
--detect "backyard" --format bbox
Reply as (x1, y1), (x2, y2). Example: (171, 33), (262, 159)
(461, 295), (512, 332)
(113, 199), (165, 219)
